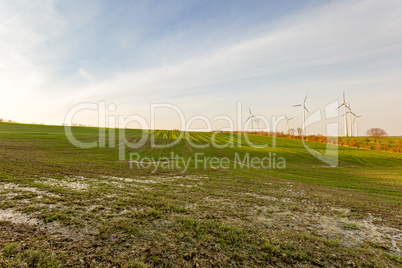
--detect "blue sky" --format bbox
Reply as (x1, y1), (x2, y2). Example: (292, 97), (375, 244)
(1, 0), (401, 135)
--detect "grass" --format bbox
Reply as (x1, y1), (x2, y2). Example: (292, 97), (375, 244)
(0, 122), (401, 267)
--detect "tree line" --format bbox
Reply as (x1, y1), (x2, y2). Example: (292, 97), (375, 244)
(219, 128), (401, 153)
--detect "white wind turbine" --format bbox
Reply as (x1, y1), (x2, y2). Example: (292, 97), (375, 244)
(292, 95), (309, 137)
(284, 115), (294, 134)
(255, 117), (261, 131)
(341, 111), (352, 137)
(337, 92), (349, 137)
(341, 102), (354, 137)
(246, 108), (258, 132)
(352, 113), (362, 137)
(348, 102), (353, 137)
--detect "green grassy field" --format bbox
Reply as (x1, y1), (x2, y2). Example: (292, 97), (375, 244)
(0, 122), (401, 267)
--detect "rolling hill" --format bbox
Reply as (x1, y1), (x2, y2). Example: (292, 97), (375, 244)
(0, 122), (401, 266)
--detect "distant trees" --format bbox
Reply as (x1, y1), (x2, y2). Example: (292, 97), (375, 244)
(366, 128), (388, 143)
(288, 128), (295, 136)
(296, 127), (302, 136)
(0, 119), (18, 123)
(215, 128), (400, 154)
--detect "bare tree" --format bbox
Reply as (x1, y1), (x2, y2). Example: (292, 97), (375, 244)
(366, 128), (388, 143)
(296, 127), (302, 136)
(288, 128), (295, 136)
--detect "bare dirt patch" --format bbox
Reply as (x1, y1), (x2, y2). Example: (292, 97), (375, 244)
(0, 209), (40, 225)
(254, 203), (402, 255)
(0, 182), (60, 198)
(0, 208), (96, 241)
(38, 177), (89, 191)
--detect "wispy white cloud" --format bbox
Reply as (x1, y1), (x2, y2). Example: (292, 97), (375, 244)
(0, 1), (39, 28)
(78, 68), (94, 81)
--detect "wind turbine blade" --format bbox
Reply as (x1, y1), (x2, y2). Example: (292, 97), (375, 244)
(249, 108), (251, 115)
(304, 107), (310, 113)
(289, 117), (294, 120)
(292, 104), (301, 107)
(304, 95), (308, 103)
(343, 92), (345, 102)
(336, 104), (344, 110)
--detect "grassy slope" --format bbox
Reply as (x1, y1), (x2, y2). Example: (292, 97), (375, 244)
(0, 122), (401, 267)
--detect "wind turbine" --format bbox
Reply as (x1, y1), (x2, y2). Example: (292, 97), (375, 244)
(352, 113), (362, 137)
(342, 110), (353, 137)
(337, 92), (349, 137)
(292, 95), (309, 137)
(247, 108), (258, 132)
(255, 117), (261, 131)
(348, 102), (353, 137)
(341, 102), (354, 136)
(284, 115), (294, 134)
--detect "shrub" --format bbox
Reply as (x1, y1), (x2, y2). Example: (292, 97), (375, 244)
(349, 139), (359, 147)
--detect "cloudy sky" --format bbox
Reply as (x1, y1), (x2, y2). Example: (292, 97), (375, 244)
(1, 0), (401, 135)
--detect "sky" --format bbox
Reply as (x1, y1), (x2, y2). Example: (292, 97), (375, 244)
(1, 0), (401, 135)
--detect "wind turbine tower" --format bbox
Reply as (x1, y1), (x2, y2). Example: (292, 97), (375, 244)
(348, 103), (353, 137)
(247, 108), (258, 132)
(284, 116), (294, 134)
(292, 95), (309, 137)
(352, 113), (362, 137)
(337, 92), (349, 137)
(255, 117), (261, 131)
